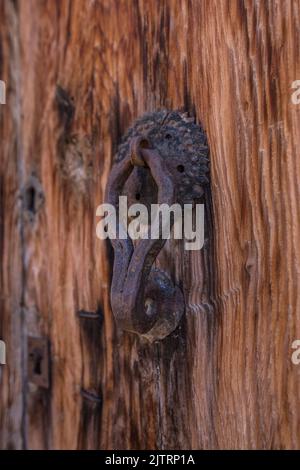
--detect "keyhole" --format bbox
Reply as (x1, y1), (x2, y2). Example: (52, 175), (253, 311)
(25, 186), (36, 213)
(34, 356), (42, 375)
(31, 350), (43, 375)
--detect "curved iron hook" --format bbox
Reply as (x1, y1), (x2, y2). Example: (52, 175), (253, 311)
(105, 137), (184, 341)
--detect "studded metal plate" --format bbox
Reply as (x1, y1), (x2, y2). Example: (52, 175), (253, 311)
(116, 110), (210, 206)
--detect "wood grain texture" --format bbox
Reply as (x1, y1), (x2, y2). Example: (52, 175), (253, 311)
(0, 0), (25, 449)
(0, 0), (300, 449)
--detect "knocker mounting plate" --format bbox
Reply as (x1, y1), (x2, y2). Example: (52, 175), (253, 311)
(116, 110), (209, 207)
(106, 110), (209, 342)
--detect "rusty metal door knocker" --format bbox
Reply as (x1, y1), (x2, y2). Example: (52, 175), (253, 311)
(105, 111), (209, 341)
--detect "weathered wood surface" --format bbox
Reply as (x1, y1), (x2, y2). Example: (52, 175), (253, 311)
(1, 0), (300, 449)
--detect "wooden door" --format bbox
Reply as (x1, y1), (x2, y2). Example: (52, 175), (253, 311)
(1, 0), (300, 450)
